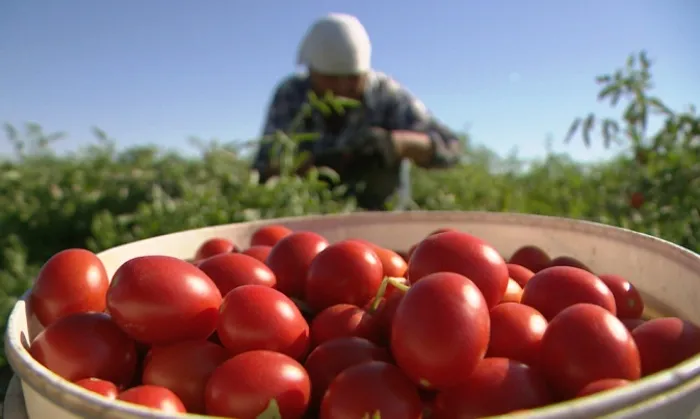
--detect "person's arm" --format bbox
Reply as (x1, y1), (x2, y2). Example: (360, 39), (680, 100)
(382, 79), (462, 168)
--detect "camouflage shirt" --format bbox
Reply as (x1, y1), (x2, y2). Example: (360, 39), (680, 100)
(252, 70), (462, 209)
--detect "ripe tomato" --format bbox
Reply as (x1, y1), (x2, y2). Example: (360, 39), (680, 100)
(309, 304), (375, 348)
(487, 303), (547, 368)
(205, 350), (311, 419)
(198, 253), (276, 296)
(107, 255), (222, 345)
(305, 240), (384, 312)
(521, 266), (617, 320)
(508, 245), (551, 273)
(251, 224), (293, 247)
(507, 263), (535, 288)
(241, 245), (273, 262)
(74, 378), (118, 399)
(428, 228), (456, 236)
(576, 378), (631, 397)
(433, 358), (553, 418)
(349, 240), (408, 278)
(363, 291), (404, 346)
(142, 340), (230, 413)
(30, 312), (137, 388)
(631, 317), (700, 376)
(195, 237), (238, 261)
(629, 192), (645, 209)
(117, 385), (186, 413)
(320, 361), (423, 419)
(407, 231), (509, 308)
(266, 231), (329, 299)
(391, 272), (490, 390)
(30, 248), (109, 327)
(549, 255), (592, 272)
(621, 318), (646, 331)
(217, 284), (310, 360)
(539, 303), (641, 398)
(501, 278), (523, 303)
(598, 274), (644, 319)
(304, 337), (390, 406)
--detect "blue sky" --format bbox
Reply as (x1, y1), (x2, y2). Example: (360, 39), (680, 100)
(1, 0), (698, 161)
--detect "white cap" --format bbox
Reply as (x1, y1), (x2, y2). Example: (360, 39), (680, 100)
(297, 13), (371, 75)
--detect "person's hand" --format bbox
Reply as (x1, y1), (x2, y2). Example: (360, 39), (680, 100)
(349, 126), (400, 168)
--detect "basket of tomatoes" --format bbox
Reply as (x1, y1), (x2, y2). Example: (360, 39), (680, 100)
(5, 211), (700, 419)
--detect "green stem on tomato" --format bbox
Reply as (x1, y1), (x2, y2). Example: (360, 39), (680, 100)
(386, 277), (410, 293)
(368, 276), (409, 313)
(256, 399), (282, 419)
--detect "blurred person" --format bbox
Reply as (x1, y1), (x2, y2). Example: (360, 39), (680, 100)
(252, 13), (462, 210)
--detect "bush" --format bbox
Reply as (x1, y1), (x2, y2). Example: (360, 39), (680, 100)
(0, 51), (697, 381)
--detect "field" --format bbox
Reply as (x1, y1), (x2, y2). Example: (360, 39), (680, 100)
(0, 52), (698, 400)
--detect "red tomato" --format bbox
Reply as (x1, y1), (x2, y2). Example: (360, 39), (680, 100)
(576, 378), (631, 397)
(487, 303), (547, 368)
(508, 245), (551, 273)
(350, 241), (407, 278)
(539, 303), (641, 398)
(428, 228), (456, 236)
(205, 350), (311, 419)
(30, 248), (109, 327)
(521, 266), (617, 320)
(304, 337), (390, 406)
(630, 192), (645, 209)
(107, 255), (222, 345)
(198, 253), (276, 296)
(30, 312), (137, 388)
(507, 263), (535, 288)
(394, 249), (410, 263)
(363, 291), (404, 346)
(266, 231), (329, 299)
(305, 240), (384, 312)
(195, 237), (238, 261)
(407, 231), (509, 308)
(406, 243), (418, 262)
(117, 385), (186, 413)
(598, 274), (644, 319)
(217, 284), (310, 360)
(74, 378), (118, 399)
(320, 361), (423, 419)
(309, 304), (375, 348)
(251, 224), (293, 247)
(391, 272), (490, 390)
(621, 318), (646, 331)
(433, 358), (553, 418)
(549, 255), (592, 272)
(632, 317), (700, 376)
(142, 340), (230, 413)
(241, 245), (273, 262)
(501, 278), (523, 304)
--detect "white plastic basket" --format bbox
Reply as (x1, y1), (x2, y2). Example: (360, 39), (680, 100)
(4, 211), (700, 419)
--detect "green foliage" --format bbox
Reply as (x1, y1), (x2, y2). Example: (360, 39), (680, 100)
(0, 50), (697, 381)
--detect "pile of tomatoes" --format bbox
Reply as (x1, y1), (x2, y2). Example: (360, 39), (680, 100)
(26, 224), (700, 418)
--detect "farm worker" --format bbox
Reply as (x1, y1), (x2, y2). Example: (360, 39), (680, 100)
(252, 13), (462, 210)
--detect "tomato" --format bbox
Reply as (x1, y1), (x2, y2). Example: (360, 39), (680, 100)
(142, 340), (230, 413)
(304, 337), (390, 406)
(30, 248), (109, 327)
(391, 272), (490, 390)
(107, 255), (222, 345)
(631, 317), (700, 376)
(309, 304), (375, 348)
(507, 263), (535, 288)
(501, 278), (523, 303)
(198, 253), (276, 296)
(394, 249), (410, 263)
(428, 228), (456, 236)
(266, 231), (329, 299)
(217, 284), (310, 360)
(384, 276), (409, 299)
(576, 378), (631, 397)
(549, 255), (592, 272)
(508, 245), (551, 273)
(433, 358), (553, 418)
(630, 191), (645, 209)
(598, 274), (644, 319)
(520, 266), (617, 320)
(320, 361), (423, 419)
(195, 237), (238, 261)
(407, 231), (509, 309)
(621, 318), (646, 331)
(363, 291), (404, 346)
(406, 243), (418, 262)
(205, 350), (311, 419)
(349, 240), (407, 278)
(74, 378), (118, 399)
(487, 303), (547, 368)
(117, 385), (187, 413)
(30, 312), (137, 388)
(305, 240), (384, 312)
(241, 245), (273, 262)
(539, 303), (641, 398)
(251, 224), (293, 247)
